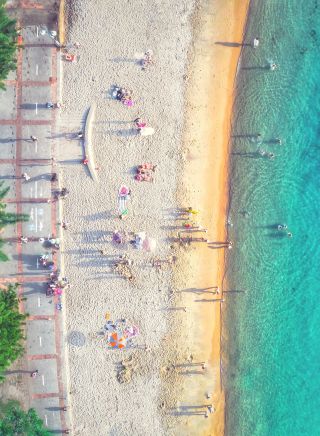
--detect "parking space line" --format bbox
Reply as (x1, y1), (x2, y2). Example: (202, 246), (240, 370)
(35, 207), (38, 232)
(36, 64), (39, 76)
(35, 102), (38, 115)
(37, 296), (41, 307)
(39, 336), (42, 347)
(41, 374), (45, 386)
(44, 414), (48, 426)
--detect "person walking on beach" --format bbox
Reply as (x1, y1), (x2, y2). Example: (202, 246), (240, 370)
(61, 221), (70, 230)
(134, 117), (147, 130)
(255, 133), (262, 143)
(253, 37), (260, 48)
(22, 172), (30, 181)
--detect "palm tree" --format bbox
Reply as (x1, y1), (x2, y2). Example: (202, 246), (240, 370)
(0, 0), (18, 90)
(0, 182), (29, 261)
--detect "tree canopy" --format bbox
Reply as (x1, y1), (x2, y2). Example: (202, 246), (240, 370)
(0, 401), (51, 435)
(0, 0), (18, 90)
(0, 283), (27, 381)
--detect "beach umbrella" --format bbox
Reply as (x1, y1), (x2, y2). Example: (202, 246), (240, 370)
(108, 332), (126, 349)
(143, 236), (157, 252)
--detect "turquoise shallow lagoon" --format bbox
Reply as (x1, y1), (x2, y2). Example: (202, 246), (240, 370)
(225, 1), (320, 435)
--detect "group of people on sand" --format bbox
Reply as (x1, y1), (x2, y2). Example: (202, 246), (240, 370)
(135, 162), (157, 182)
(46, 272), (69, 297)
(114, 86), (134, 106)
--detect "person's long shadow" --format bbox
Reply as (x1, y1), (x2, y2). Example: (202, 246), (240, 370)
(20, 103), (47, 110)
(178, 370), (204, 376)
(215, 41), (250, 47)
(94, 120), (132, 125)
(48, 430), (67, 434)
(108, 128), (137, 137)
(231, 133), (260, 139)
(268, 232), (289, 239)
(45, 406), (61, 412)
(256, 224), (284, 230)
(109, 57), (139, 64)
(242, 65), (270, 70)
(231, 151), (263, 159)
(0, 137), (15, 143)
(0, 175), (16, 180)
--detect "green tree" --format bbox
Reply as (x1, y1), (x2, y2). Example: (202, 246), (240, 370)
(0, 284), (27, 381)
(0, 182), (29, 226)
(0, 401), (51, 435)
(0, 182), (29, 261)
(0, 0), (18, 90)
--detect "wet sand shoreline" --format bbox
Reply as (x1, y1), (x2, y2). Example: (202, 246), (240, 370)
(168, 1), (251, 434)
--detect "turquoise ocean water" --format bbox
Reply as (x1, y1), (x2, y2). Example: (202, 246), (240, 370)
(225, 1), (320, 435)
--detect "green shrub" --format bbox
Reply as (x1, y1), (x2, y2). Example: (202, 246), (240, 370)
(0, 401), (51, 435)
(0, 284), (27, 381)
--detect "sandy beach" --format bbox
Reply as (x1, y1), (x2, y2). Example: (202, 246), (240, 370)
(58, 0), (249, 435)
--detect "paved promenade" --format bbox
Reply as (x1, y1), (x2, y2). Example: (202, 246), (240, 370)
(0, 7), (70, 434)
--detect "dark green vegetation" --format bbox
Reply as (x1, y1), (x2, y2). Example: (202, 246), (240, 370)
(0, 284), (27, 381)
(0, 401), (51, 435)
(0, 0), (19, 90)
(0, 182), (29, 261)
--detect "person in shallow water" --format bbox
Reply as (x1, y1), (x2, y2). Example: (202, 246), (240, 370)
(277, 224), (288, 231)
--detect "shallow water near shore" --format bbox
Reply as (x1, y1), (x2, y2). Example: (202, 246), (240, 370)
(225, 0), (320, 434)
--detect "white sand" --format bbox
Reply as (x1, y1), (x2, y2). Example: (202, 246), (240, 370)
(59, 1), (195, 434)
